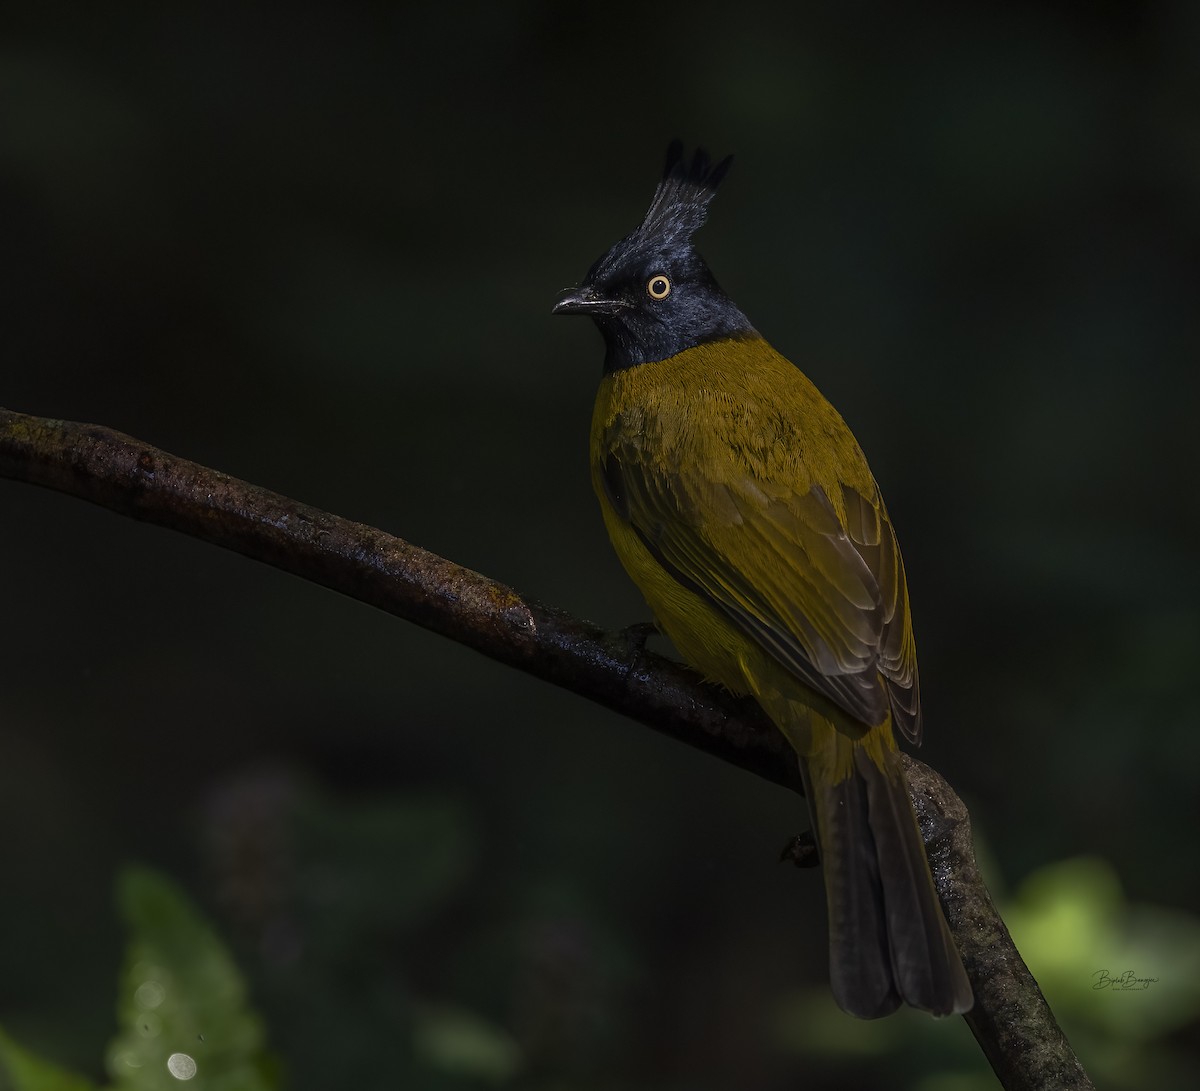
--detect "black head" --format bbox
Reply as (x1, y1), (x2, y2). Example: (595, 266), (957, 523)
(553, 141), (754, 372)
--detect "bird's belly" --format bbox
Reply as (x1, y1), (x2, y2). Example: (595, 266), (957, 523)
(599, 503), (754, 695)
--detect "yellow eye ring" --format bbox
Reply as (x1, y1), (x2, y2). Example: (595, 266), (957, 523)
(647, 274), (671, 300)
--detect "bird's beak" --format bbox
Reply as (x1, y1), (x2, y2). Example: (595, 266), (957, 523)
(552, 286), (624, 317)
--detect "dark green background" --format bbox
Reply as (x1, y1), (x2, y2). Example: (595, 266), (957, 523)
(2, 3), (1197, 1088)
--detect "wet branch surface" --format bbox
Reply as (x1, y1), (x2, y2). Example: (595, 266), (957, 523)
(0, 406), (1092, 1091)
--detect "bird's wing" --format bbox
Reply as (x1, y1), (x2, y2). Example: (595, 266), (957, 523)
(601, 447), (921, 740)
(837, 485), (921, 743)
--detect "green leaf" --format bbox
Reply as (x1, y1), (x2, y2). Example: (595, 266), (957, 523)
(1006, 856), (1200, 1039)
(105, 866), (277, 1091)
(411, 1004), (521, 1083)
(0, 1027), (97, 1091)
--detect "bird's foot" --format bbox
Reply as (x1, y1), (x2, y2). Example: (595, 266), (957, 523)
(780, 831), (820, 868)
(615, 620), (659, 683)
(619, 620), (659, 654)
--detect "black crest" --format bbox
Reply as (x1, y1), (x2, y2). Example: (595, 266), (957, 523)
(553, 140), (751, 371)
(633, 140), (733, 251)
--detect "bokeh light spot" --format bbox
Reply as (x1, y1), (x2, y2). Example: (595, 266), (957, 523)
(135, 979), (166, 1009)
(167, 1052), (197, 1080)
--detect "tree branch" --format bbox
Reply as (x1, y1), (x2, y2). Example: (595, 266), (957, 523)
(0, 406), (1092, 1091)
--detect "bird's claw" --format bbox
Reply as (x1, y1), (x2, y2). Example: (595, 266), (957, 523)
(619, 620), (659, 654)
(780, 831), (820, 868)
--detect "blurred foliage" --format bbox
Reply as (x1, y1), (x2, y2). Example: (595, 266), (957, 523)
(773, 856), (1200, 1090)
(0, 1029), (97, 1091)
(5, 849), (1198, 1090)
(411, 1005), (520, 1084)
(1005, 858), (1200, 1089)
(0, 866), (273, 1091)
(1, 1), (1197, 1088)
(0, 797), (521, 1091)
(106, 867), (274, 1091)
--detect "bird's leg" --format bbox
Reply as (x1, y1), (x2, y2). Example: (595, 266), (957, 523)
(614, 620), (660, 684)
(619, 620), (659, 654)
(780, 831), (820, 868)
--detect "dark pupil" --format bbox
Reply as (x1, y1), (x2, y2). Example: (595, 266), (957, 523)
(652, 278), (666, 295)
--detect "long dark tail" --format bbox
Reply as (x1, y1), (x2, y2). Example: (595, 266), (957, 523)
(800, 746), (973, 1019)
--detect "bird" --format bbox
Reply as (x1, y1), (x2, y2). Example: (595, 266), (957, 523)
(552, 142), (973, 1019)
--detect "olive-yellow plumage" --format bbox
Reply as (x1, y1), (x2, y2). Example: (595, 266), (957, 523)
(556, 143), (971, 1018)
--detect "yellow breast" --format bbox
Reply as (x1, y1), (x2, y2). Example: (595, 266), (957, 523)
(588, 335), (877, 704)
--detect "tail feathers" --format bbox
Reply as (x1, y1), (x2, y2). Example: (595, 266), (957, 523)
(800, 758), (899, 1017)
(802, 749), (973, 1019)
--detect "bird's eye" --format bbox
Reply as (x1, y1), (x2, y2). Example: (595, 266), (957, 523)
(646, 274), (671, 300)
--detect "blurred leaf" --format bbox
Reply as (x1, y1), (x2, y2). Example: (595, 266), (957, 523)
(295, 794), (473, 936)
(1004, 856), (1123, 997)
(774, 854), (1200, 1090)
(771, 988), (901, 1057)
(771, 986), (987, 1090)
(1005, 857), (1200, 1090)
(106, 866), (277, 1091)
(412, 1004), (521, 1083)
(1007, 857), (1200, 1032)
(0, 1027), (96, 1091)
